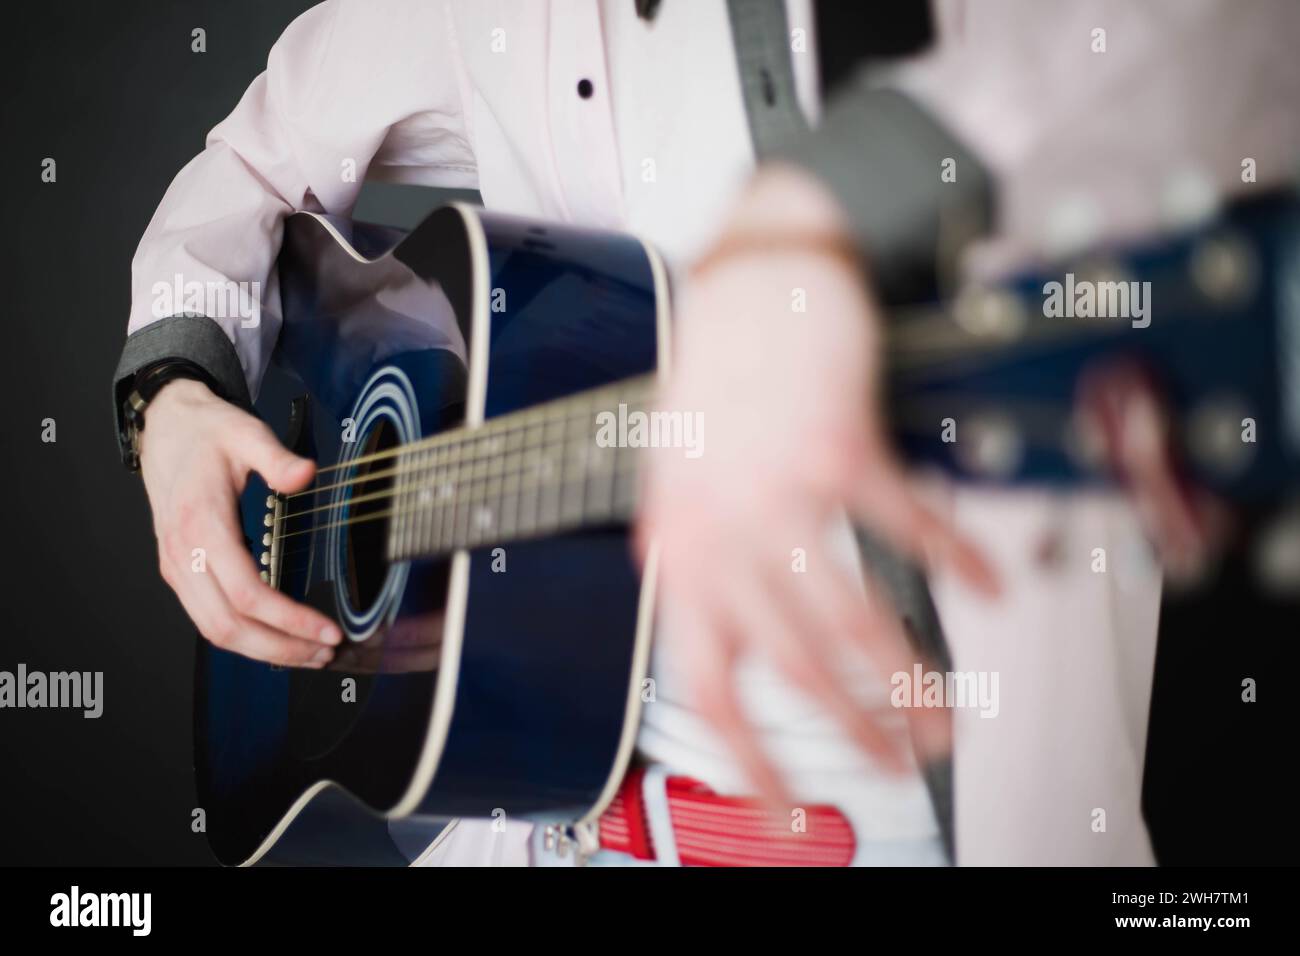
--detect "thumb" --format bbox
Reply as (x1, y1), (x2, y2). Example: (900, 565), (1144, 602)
(230, 419), (316, 493)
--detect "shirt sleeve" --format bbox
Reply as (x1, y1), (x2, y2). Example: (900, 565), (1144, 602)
(773, 82), (993, 303)
(114, 0), (476, 448)
(776, 0), (1300, 293)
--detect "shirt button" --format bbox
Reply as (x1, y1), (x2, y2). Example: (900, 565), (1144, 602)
(577, 78), (594, 99)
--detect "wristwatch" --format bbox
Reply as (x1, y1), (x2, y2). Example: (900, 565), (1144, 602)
(119, 360), (214, 472)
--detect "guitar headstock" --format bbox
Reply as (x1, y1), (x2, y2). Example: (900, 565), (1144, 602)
(889, 190), (1300, 504)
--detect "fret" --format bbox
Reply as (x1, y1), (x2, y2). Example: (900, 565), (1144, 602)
(392, 448), (410, 560)
(405, 449), (417, 560)
(383, 456), (398, 561)
(438, 445), (463, 556)
(429, 449), (448, 558)
(585, 422), (617, 522)
(468, 502), (491, 547)
(414, 445), (431, 557)
(452, 450), (473, 548)
(533, 455), (564, 538)
(424, 445), (442, 557)
(500, 445), (522, 541)
(452, 448), (472, 549)
(535, 417), (566, 534)
(441, 443), (459, 553)
(426, 445), (441, 554)
(483, 432), (507, 544)
(381, 374), (657, 561)
(466, 452), (491, 548)
(406, 448), (421, 556)
(558, 405), (590, 527)
(611, 443), (639, 519)
(517, 444), (541, 536)
(483, 473), (504, 545)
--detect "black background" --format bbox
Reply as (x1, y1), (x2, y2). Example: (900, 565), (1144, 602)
(1, 0), (318, 865)
(0, 0), (1294, 867)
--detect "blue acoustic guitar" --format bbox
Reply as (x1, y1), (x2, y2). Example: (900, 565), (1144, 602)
(197, 193), (1299, 866)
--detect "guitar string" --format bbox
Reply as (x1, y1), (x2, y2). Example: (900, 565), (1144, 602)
(274, 447), (644, 538)
(263, 392), (1076, 564)
(288, 233), (1215, 490)
(284, 318), (958, 490)
(272, 456), (643, 548)
(268, 390), (1081, 567)
(267, 381), (1087, 555)
(277, 449), (587, 523)
(274, 450), (639, 567)
(298, 378), (655, 481)
(273, 312), (1124, 503)
(264, 310), (1140, 562)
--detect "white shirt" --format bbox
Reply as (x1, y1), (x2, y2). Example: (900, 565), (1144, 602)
(129, 0), (1300, 866)
(132, 0), (944, 865)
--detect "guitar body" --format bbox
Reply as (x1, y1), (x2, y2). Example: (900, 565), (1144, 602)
(196, 205), (667, 866)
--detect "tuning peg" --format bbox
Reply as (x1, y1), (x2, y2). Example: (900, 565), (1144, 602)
(952, 411), (1024, 480)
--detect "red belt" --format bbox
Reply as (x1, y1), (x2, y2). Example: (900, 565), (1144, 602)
(597, 767), (856, 866)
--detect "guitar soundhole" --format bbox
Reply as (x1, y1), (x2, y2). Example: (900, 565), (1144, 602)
(343, 418), (398, 616)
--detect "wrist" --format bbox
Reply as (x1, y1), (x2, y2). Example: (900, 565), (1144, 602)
(121, 361), (218, 472)
(142, 376), (215, 424)
(729, 163), (856, 237)
(692, 165), (864, 281)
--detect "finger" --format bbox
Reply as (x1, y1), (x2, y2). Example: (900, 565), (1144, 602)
(850, 471), (1000, 597)
(200, 512), (342, 645)
(779, 540), (951, 761)
(665, 595), (793, 809)
(733, 565), (906, 772)
(229, 417), (316, 493)
(1081, 366), (1207, 565)
(217, 612), (336, 668)
(165, 551), (333, 668)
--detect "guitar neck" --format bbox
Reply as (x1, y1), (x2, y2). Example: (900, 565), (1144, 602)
(385, 375), (658, 561)
(296, 192), (1296, 571)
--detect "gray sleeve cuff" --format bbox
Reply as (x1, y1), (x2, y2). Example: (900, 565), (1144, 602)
(775, 86), (994, 302)
(112, 314), (254, 462)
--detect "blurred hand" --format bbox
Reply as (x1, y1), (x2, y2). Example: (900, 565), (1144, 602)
(636, 166), (999, 805)
(1077, 361), (1231, 581)
(139, 378), (342, 666)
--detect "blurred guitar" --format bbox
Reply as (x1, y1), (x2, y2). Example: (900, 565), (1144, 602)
(196, 192), (1300, 865)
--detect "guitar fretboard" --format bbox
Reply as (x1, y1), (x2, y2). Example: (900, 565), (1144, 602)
(385, 375), (656, 561)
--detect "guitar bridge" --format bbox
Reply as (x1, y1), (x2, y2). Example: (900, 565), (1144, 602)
(260, 493), (285, 591)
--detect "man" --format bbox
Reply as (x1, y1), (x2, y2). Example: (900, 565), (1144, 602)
(118, 0), (957, 867)
(114, 0), (1299, 866)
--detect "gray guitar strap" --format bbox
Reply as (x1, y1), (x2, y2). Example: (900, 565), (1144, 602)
(726, 0), (809, 157)
(724, 0), (957, 863)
